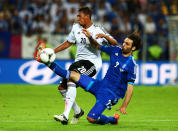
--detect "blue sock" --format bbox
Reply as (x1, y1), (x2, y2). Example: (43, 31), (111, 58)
(49, 62), (71, 79)
(108, 116), (117, 124)
(96, 115), (110, 125)
(96, 115), (117, 125)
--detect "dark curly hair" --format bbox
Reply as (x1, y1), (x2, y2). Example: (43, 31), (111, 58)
(128, 31), (142, 51)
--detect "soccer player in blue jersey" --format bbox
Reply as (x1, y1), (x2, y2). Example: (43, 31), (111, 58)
(37, 30), (142, 125)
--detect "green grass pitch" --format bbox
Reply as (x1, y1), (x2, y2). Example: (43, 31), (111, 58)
(0, 84), (178, 131)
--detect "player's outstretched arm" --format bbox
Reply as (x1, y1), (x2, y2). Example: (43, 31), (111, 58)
(116, 84), (134, 114)
(96, 33), (118, 46)
(54, 41), (73, 53)
(82, 28), (101, 50)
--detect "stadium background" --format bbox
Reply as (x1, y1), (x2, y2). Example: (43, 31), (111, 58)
(0, 0), (178, 130)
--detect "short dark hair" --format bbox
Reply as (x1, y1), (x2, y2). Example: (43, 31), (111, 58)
(78, 6), (92, 19)
(128, 31), (142, 50)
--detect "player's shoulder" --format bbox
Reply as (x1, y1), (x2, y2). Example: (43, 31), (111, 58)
(102, 45), (121, 53)
(111, 45), (122, 51)
(107, 45), (122, 49)
(93, 23), (102, 29)
(92, 23), (108, 32)
(72, 23), (82, 29)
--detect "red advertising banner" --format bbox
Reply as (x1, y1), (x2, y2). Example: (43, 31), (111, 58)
(10, 35), (21, 58)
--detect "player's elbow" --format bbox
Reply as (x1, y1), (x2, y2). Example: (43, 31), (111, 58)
(87, 116), (96, 123)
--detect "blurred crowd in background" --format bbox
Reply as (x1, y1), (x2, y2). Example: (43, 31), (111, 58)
(0, 0), (177, 61)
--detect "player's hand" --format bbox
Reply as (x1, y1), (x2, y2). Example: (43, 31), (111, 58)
(96, 33), (106, 39)
(116, 106), (127, 114)
(82, 28), (91, 38)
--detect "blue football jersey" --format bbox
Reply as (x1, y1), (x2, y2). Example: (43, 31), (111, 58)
(100, 45), (137, 98)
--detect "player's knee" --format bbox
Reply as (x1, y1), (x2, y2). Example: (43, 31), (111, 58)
(70, 71), (81, 82)
(68, 79), (73, 82)
(58, 84), (65, 90)
(87, 116), (96, 123)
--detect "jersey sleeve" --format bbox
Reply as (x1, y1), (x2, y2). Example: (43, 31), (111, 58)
(94, 26), (112, 46)
(127, 62), (137, 85)
(95, 37), (108, 46)
(66, 24), (76, 44)
(100, 45), (114, 54)
(100, 27), (114, 45)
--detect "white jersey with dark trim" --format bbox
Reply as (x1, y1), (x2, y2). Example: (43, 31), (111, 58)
(67, 23), (111, 72)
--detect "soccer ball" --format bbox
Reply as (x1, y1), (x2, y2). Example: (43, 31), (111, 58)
(40, 48), (56, 63)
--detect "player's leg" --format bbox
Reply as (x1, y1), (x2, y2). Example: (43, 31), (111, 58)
(87, 89), (120, 125)
(50, 62), (80, 124)
(54, 79), (83, 125)
(49, 63), (96, 95)
(47, 62), (95, 89)
(87, 103), (119, 125)
(69, 60), (96, 123)
(48, 62), (98, 96)
(53, 70), (82, 125)
(62, 80), (77, 120)
(61, 80), (84, 124)
(69, 75), (94, 124)
(46, 62), (120, 124)
(54, 80), (68, 124)
(66, 81), (84, 124)
(58, 79), (68, 101)
(56, 79), (78, 121)
(54, 81), (82, 125)
(49, 62), (72, 80)
(52, 61), (89, 124)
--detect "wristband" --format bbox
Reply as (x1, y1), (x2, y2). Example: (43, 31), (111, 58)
(89, 35), (92, 39)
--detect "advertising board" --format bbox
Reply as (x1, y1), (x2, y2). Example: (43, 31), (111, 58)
(0, 59), (177, 85)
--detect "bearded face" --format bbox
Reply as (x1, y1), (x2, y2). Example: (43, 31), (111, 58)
(122, 38), (135, 55)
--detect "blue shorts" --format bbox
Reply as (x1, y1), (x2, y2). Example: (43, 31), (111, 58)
(77, 75), (119, 119)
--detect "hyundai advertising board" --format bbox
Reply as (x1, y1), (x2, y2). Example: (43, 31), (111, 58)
(0, 59), (177, 85)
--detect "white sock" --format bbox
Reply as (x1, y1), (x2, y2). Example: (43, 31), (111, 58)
(59, 89), (67, 101)
(63, 82), (76, 119)
(72, 101), (81, 115)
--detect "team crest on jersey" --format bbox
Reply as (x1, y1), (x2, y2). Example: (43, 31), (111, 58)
(120, 64), (126, 72)
(115, 53), (118, 56)
(120, 68), (124, 72)
(77, 32), (80, 34)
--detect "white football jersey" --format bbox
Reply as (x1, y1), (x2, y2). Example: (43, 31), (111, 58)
(67, 23), (111, 72)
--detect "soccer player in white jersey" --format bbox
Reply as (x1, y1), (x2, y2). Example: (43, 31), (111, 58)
(53, 6), (118, 125)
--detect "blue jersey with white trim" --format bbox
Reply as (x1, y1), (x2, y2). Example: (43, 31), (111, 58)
(100, 45), (137, 98)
